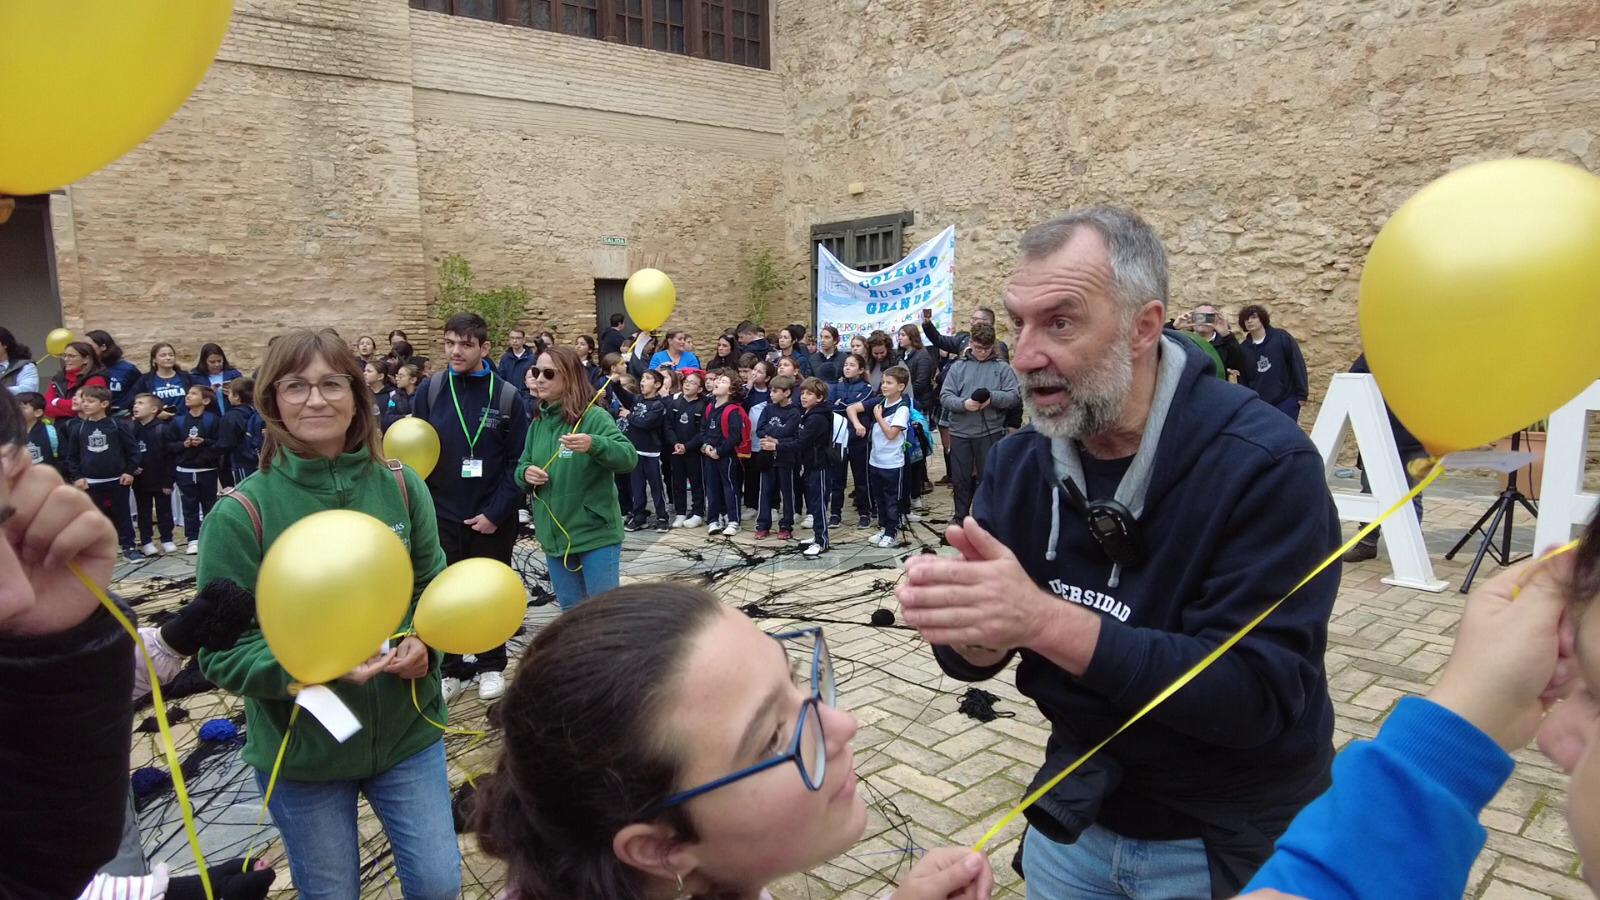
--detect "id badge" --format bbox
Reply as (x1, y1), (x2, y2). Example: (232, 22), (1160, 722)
(461, 457), (484, 479)
(559, 447), (575, 459)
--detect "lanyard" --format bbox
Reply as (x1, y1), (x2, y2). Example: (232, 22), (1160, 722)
(447, 369), (491, 457)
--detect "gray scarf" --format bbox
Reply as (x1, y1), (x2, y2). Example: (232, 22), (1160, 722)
(1047, 334), (1188, 586)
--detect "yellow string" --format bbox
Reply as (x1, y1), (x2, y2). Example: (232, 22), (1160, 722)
(240, 703), (299, 872)
(1511, 539), (1581, 599)
(971, 462), (1446, 852)
(67, 563), (215, 900)
(530, 376), (614, 573)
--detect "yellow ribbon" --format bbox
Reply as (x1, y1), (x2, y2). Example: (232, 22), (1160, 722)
(240, 703), (299, 872)
(68, 563), (215, 900)
(972, 462), (1446, 852)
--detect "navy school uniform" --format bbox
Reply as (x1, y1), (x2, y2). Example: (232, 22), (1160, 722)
(740, 386), (770, 510)
(216, 404), (261, 484)
(701, 399), (748, 525)
(26, 420), (64, 479)
(667, 394), (707, 520)
(783, 404), (836, 549)
(102, 360), (143, 415)
(624, 393), (670, 526)
(754, 401), (801, 532)
(134, 370), (192, 417)
(65, 416), (140, 550)
(170, 409), (222, 540)
(132, 417), (177, 546)
(830, 377), (875, 518)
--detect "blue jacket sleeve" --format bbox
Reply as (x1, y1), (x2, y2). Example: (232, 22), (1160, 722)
(1075, 446), (1341, 748)
(482, 387), (533, 526)
(1246, 698), (1513, 900)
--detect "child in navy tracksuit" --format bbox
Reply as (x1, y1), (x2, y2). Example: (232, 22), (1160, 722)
(65, 387), (141, 558)
(666, 372), (707, 527)
(170, 384), (222, 552)
(830, 354), (875, 526)
(215, 377), (260, 485)
(753, 376), (801, 539)
(16, 392), (64, 479)
(624, 370), (671, 532)
(785, 378), (835, 556)
(700, 370), (749, 535)
(130, 394), (177, 553)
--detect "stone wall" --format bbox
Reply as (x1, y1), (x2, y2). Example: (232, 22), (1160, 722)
(48, 0), (783, 370)
(774, 0), (1600, 415)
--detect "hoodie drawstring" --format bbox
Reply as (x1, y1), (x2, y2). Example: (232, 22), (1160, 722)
(1045, 485), (1061, 562)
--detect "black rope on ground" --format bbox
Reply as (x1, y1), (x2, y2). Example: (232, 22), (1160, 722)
(957, 687), (1014, 722)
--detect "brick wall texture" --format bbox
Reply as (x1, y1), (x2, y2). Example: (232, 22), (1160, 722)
(47, 0), (1600, 401)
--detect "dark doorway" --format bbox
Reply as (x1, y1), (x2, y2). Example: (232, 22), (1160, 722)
(594, 278), (637, 336)
(0, 195), (63, 380)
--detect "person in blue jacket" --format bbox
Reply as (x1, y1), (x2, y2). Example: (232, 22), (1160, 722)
(1237, 304), (1309, 422)
(86, 330), (142, 415)
(191, 342), (244, 414)
(829, 353), (875, 527)
(1242, 512), (1598, 900)
(898, 207), (1341, 897)
(133, 342), (191, 419)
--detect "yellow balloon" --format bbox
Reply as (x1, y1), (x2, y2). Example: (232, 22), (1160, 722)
(0, 2), (233, 195)
(1360, 159), (1600, 456)
(256, 510), (414, 685)
(383, 417), (441, 480)
(412, 558), (527, 656)
(624, 268), (677, 331)
(45, 328), (75, 358)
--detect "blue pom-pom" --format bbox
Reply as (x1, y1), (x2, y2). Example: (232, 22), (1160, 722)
(131, 766), (171, 798)
(198, 719), (238, 743)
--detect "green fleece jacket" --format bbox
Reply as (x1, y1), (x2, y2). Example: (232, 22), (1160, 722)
(196, 448), (447, 781)
(519, 403), (637, 557)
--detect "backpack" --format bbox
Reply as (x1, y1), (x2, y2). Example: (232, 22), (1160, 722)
(827, 413), (848, 467)
(222, 459), (409, 549)
(424, 369), (519, 425)
(904, 406), (931, 464)
(719, 404), (753, 459)
(243, 407), (266, 464)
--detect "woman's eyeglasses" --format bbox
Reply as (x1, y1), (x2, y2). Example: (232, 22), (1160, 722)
(276, 374), (355, 404)
(647, 628), (837, 815)
(532, 367), (560, 381)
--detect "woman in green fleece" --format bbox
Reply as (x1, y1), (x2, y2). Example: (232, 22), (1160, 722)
(196, 328), (459, 900)
(518, 344), (636, 611)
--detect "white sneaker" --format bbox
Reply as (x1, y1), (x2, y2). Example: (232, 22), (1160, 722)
(477, 670), (506, 700)
(722, 522), (739, 536)
(162, 541), (178, 553)
(905, 512), (924, 523)
(683, 515), (704, 529)
(801, 514), (814, 528)
(185, 540), (199, 555)
(142, 543), (160, 556)
(441, 677), (465, 704)
(877, 534), (899, 548)
(708, 518), (724, 535)
(869, 530), (885, 544)
(671, 515), (686, 528)
(803, 543), (824, 558)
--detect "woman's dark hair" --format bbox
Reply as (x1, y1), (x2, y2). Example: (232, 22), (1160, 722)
(0, 327), (32, 361)
(85, 330), (124, 366)
(897, 323), (924, 350)
(395, 361), (423, 390)
(784, 324), (807, 348)
(1571, 513), (1600, 610)
(256, 328), (383, 470)
(1239, 304), (1272, 330)
(194, 342), (231, 375)
(575, 334), (597, 364)
(365, 358), (394, 388)
(148, 342), (177, 372)
(821, 326), (840, 344)
(865, 331), (895, 366)
(388, 340), (414, 363)
(389, 329), (408, 343)
(64, 341), (104, 376)
(475, 585), (720, 900)
(843, 352), (869, 376)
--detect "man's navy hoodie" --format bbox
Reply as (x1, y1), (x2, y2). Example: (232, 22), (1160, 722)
(410, 361), (531, 527)
(936, 340), (1340, 896)
(498, 348), (535, 393)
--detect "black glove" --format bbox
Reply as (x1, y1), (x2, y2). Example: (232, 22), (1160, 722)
(160, 580), (257, 657)
(970, 387), (991, 404)
(165, 859), (276, 900)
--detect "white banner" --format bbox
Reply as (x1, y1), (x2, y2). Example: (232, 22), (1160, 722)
(816, 225), (956, 340)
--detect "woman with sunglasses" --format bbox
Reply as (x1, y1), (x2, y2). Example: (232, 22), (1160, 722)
(196, 328), (459, 900)
(517, 345), (636, 611)
(476, 583), (992, 899)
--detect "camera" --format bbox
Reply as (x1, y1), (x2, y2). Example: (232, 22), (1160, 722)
(1193, 311), (1216, 325)
(970, 387), (991, 404)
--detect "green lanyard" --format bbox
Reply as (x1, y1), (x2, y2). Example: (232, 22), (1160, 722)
(447, 370), (491, 457)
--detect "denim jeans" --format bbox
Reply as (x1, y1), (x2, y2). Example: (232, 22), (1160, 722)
(547, 542), (622, 611)
(1023, 823), (1210, 900)
(254, 741), (459, 900)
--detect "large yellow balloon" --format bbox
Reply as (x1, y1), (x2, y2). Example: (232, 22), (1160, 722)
(624, 268), (677, 331)
(0, 3), (233, 195)
(412, 558), (527, 656)
(45, 329), (75, 358)
(383, 417), (441, 479)
(256, 510), (413, 685)
(1360, 159), (1600, 456)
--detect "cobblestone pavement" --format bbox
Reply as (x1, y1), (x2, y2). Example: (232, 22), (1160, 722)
(112, 465), (1583, 898)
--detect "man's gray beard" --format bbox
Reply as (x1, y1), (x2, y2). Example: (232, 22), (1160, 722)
(1022, 345), (1135, 441)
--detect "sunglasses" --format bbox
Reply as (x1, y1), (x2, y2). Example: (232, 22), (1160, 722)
(532, 367), (560, 381)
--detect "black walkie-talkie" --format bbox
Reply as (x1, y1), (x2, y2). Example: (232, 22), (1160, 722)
(1061, 478), (1145, 568)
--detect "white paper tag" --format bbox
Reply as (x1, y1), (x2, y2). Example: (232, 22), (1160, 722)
(461, 457), (484, 478)
(295, 684), (362, 743)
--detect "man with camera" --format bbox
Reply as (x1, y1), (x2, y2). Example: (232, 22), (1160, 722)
(937, 323), (1019, 524)
(897, 207), (1342, 898)
(1176, 304), (1248, 381)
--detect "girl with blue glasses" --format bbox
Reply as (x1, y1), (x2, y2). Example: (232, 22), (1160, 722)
(474, 583), (993, 900)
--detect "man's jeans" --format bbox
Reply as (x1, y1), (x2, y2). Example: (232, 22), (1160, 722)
(1023, 823), (1211, 899)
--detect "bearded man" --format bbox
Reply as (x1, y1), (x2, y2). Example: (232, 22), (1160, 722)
(896, 207), (1343, 898)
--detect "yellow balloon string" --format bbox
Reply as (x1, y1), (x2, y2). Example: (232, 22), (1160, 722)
(531, 376), (615, 573)
(66, 563), (215, 900)
(971, 461), (1446, 853)
(240, 703), (299, 872)
(1512, 539), (1581, 599)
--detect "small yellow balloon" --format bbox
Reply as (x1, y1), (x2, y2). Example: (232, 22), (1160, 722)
(412, 558), (527, 656)
(0, 2), (233, 195)
(1360, 158), (1600, 456)
(256, 510), (414, 685)
(624, 268), (677, 332)
(45, 329), (75, 358)
(383, 417), (441, 480)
